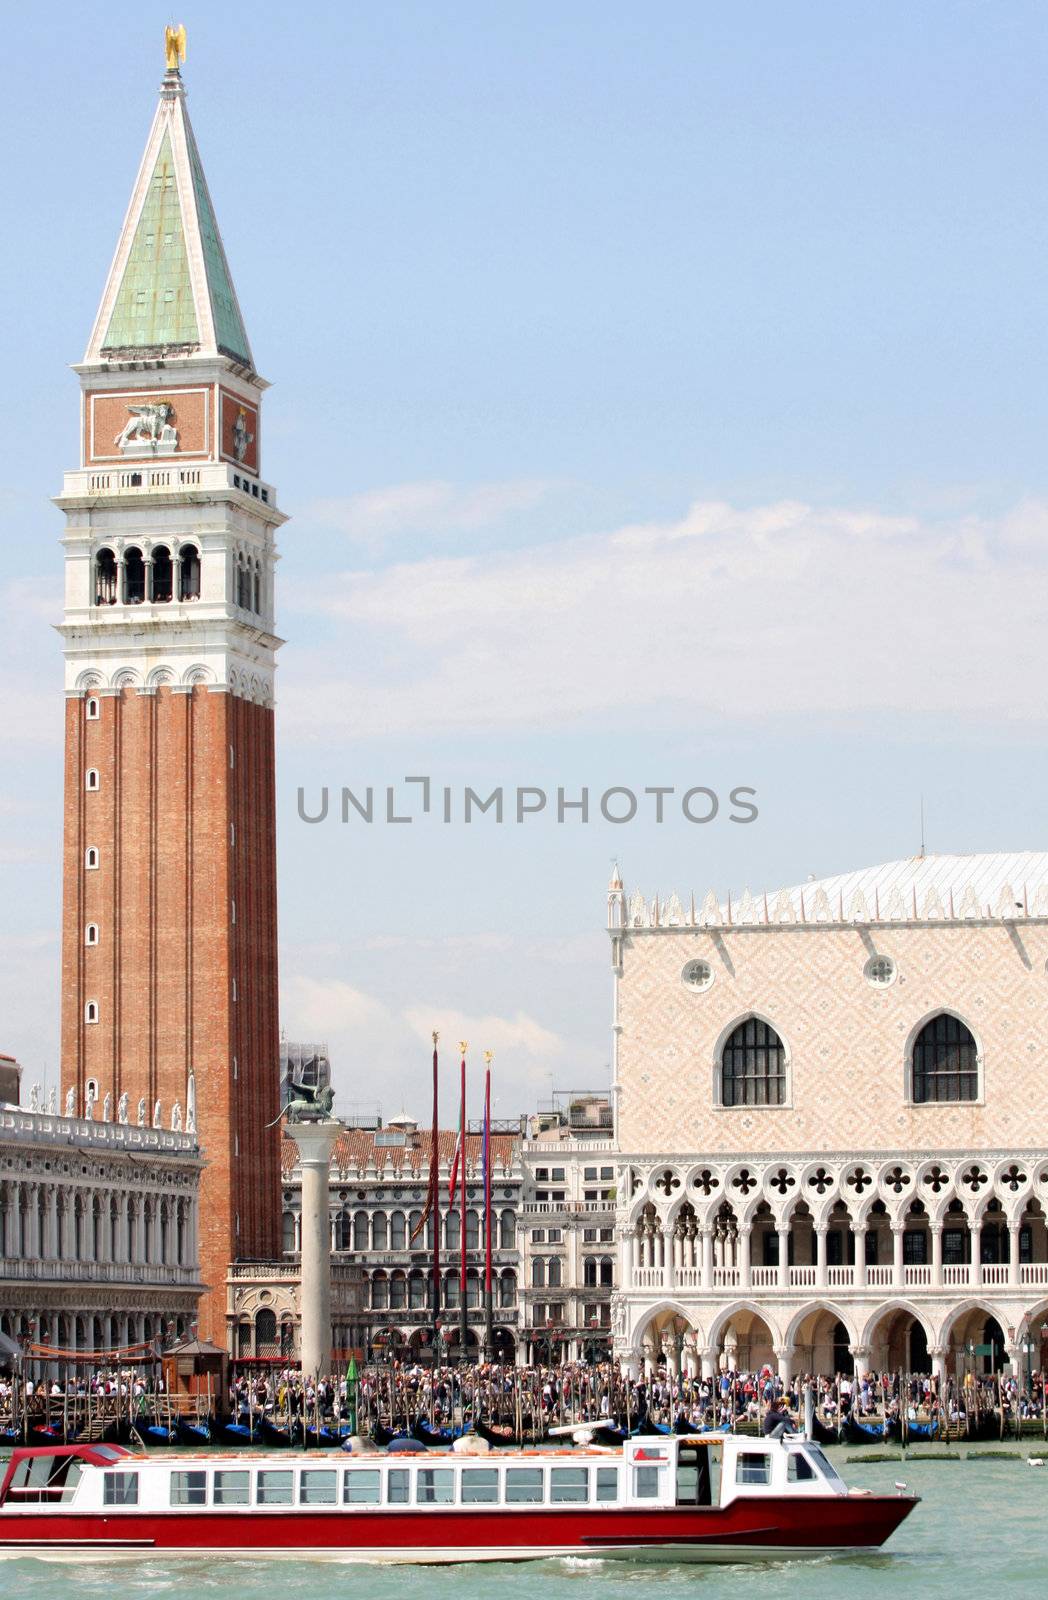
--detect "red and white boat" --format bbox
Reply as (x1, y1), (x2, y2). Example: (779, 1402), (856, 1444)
(0, 1433), (918, 1564)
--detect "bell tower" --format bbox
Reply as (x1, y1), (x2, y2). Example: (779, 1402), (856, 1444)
(57, 37), (284, 1342)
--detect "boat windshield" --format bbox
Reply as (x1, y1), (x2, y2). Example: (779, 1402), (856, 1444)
(801, 1446), (843, 1483)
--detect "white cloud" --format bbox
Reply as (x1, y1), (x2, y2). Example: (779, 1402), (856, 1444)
(302, 478), (561, 550)
(280, 972), (579, 1117)
(403, 1005), (566, 1063)
(280, 494), (1048, 740)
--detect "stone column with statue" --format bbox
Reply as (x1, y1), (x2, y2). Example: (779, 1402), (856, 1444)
(285, 1081), (339, 1379)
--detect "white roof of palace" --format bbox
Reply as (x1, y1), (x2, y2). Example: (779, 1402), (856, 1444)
(620, 851), (1048, 929)
(788, 851), (1048, 912)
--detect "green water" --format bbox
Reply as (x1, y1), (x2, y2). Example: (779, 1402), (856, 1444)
(5, 1451), (1047, 1600)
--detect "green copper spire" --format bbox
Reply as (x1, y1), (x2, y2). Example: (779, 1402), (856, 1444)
(184, 121), (250, 363)
(102, 133), (199, 353)
(88, 67), (254, 368)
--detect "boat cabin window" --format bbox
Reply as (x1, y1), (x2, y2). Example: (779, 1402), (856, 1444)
(257, 1470), (294, 1506)
(300, 1469), (338, 1506)
(343, 1469), (381, 1505)
(214, 1470), (250, 1506)
(461, 1468), (499, 1504)
(506, 1467), (544, 1503)
(6, 1455), (83, 1503)
(171, 1470), (208, 1506)
(735, 1452), (772, 1487)
(676, 1445), (716, 1507)
(103, 1471), (139, 1506)
(595, 1467), (619, 1502)
(416, 1468), (454, 1504)
(633, 1466), (662, 1499)
(803, 1446), (843, 1484)
(387, 1469), (410, 1505)
(787, 1452), (816, 1482)
(550, 1467), (589, 1503)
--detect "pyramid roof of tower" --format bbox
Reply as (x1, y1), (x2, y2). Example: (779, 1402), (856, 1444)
(84, 67), (252, 367)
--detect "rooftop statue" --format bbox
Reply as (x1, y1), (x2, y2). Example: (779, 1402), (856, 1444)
(165, 23), (186, 72)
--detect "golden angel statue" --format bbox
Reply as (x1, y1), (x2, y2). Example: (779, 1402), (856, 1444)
(165, 24), (187, 71)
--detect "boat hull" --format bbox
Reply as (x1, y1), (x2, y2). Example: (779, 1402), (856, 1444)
(0, 1494), (917, 1564)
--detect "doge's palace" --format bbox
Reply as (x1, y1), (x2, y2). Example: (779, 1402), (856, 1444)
(607, 853), (1048, 1386)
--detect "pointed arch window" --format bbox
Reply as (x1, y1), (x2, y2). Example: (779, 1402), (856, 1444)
(911, 1014), (978, 1103)
(720, 1017), (786, 1106)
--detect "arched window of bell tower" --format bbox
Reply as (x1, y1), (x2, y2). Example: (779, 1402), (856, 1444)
(150, 545), (172, 603)
(252, 560), (261, 614)
(123, 547), (145, 605)
(94, 548), (117, 606)
(178, 544), (200, 601)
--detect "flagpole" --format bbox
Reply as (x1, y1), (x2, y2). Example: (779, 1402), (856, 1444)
(483, 1052), (494, 1361)
(459, 1043), (469, 1362)
(430, 1033), (441, 1360)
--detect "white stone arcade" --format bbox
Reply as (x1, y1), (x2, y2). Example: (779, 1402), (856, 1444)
(614, 1151), (1048, 1387)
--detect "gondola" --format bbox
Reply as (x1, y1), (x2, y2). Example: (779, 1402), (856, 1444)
(810, 1415), (839, 1446)
(304, 1424), (341, 1448)
(588, 1423), (630, 1447)
(175, 1416), (211, 1446)
(474, 1419), (520, 1448)
(25, 1423), (66, 1447)
(672, 1414), (702, 1435)
(839, 1416), (889, 1445)
(259, 1416), (301, 1449)
(412, 1417), (458, 1448)
(900, 1417), (939, 1441)
(219, 1420), (259, 1447)
(133, 1420), (178, 1446)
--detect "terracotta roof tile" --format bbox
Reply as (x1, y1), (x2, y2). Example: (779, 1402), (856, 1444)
(281, 1126), (518, 1181)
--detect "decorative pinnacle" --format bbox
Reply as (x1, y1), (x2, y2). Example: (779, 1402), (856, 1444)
(459, 1040), (469, 1055)
(164, 23), (187, 73)
(432, 1029), (439, 1046)
(484, 1050), (494, 1066)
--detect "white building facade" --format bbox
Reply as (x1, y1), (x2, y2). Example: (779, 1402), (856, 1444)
(520, 1094), (618, 1363)
(608, 854), (1048, 1387)
(0, 1101), (202, 1363)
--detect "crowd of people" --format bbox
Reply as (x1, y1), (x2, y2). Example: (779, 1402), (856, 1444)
(228, 1358), (1048, 1436)
(3, 1357), (1045, 1438)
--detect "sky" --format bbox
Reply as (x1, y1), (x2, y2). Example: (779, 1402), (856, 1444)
(2, 2), (1047, 1121)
